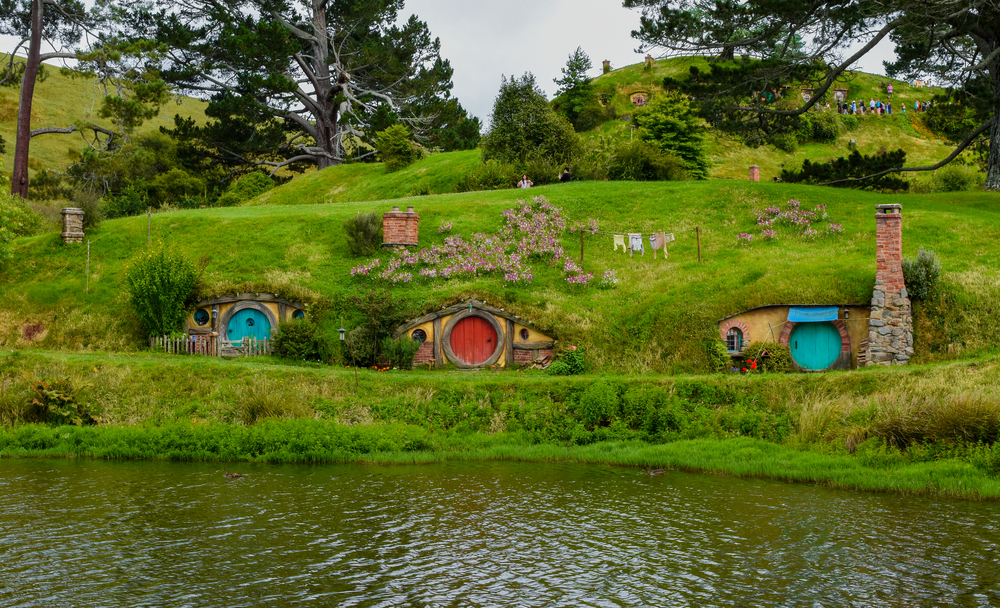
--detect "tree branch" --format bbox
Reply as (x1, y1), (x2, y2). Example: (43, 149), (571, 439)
(30, 126), (78, 137)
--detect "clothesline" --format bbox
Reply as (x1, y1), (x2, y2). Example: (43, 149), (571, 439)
(585, 227), (699, 237)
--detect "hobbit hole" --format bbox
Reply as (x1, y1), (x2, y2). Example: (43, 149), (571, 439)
(397, 299), (555, 369)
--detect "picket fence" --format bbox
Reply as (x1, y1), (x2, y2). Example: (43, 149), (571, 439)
(148, 335), (272, 357)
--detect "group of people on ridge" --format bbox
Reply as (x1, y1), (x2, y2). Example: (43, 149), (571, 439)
(836, 83), (930, 116)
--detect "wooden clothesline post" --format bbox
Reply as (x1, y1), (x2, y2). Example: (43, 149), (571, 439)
(580, 231), (584, 264)
(696, 226), (702, 263)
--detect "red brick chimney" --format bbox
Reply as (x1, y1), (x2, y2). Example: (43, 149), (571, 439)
(382, 205), (419, 247)
(874, 204), (903, 296)
(866, 203), (912, 366)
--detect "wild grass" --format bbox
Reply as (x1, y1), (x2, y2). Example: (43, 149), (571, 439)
(233, 374), (313, 425)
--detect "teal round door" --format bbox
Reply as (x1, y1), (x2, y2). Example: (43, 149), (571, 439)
(227, 308), (272, 342)
(789, 322), (841, 370)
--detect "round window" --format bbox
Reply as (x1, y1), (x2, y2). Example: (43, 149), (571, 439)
(193, 309), (210, 326)
(293, 310), (305, 319)
(519, 328), (530, 340)
(412, 329), (427, 343)
(247, 318), (255, 327)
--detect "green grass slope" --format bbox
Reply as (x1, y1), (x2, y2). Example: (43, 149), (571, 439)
(2, 181), (998, 372)
(0, 54), (208, 176)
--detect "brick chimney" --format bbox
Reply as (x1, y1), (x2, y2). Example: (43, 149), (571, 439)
(382, 205), (419, 248)
(602, 60), (610, 74)
(865, 204), (912, 366)
(749, 165), (760, 182)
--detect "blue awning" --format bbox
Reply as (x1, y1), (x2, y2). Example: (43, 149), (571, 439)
(788, 306), (839, 322)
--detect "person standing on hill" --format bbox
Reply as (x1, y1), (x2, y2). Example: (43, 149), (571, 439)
(517, 174), (533, 189)
(887, 101), (892, 115)
(915, 100), (920, 112)
(869, 98), (876, 113)
(887, 83), (893, 98)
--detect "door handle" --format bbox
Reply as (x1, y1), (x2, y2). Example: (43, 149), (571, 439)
(487, 338), (492, 343)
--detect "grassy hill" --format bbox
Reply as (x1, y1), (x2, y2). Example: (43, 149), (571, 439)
(2, 180), (998, 373)
(0, 54), (208, 177)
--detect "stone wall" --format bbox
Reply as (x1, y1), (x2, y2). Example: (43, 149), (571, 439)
(60, 208), (85, 244)
(866, 204), (913, 366)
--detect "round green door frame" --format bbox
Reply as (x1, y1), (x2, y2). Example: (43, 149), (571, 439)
(218, 301), (279, 338)
(440, 310), (506, 369)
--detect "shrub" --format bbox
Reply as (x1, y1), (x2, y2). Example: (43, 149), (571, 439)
(768, 132), (798, 153)
(456, 159), (519, 192)
(574, 104), (607, 132)
(576, 380), (618, 427)
(233, 374), (310, 425)
(271, 318), (324, 362)
(102, 185), (149, 219)
(520, 156), (561, 186)
(343, 211), (383, 256)
(0, 186), (46, 264)
(902, 247), (942, 300)
(343, 326), (378, 367)
(215, 171), (273, 207)
(932, 163), (983, 192)
(75, 191), (104, 230)
(742, 342), (793, 373)
(546, 347), (586, 375)
(839, 114), (859, 131)
(30, 378), (99, 426)
(607, 140), (688, 181)
(379, 335), (421, 369)
(0, 377), (38, 426)
(704, 339), (731, 373)
(810, 113), (840, 142)
(781, 149), (909, 192)
(376, 124), (422, 172)
(124, 247), (198, 336)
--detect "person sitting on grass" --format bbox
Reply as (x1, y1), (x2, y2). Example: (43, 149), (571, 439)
(517, 174), (533, 189)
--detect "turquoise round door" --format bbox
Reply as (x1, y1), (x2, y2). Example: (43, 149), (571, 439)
(789, 322), (841, 370)
(227, 308), (272, 342)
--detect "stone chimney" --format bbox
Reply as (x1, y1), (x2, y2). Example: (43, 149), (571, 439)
(382, 205), (419, 248)
(60, 208), (85, 244)
(865, 204), (913, 366)
(749, 165), (760, 182)
(602, 60), (611, 74)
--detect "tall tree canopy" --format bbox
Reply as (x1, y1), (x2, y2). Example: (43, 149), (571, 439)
(133, 0), (472, 173)
(481, 73), (579, 166)
(553, 46), (594, 127)
(625, 0), (1000, 189)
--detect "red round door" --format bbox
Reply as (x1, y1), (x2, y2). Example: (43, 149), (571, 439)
(450, 316), (497, 365)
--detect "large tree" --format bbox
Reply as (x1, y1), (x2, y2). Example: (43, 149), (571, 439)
(134, 0), (464, 173)
(553, 46), (594, 127)
(625, 0), (1000, 189)
(1, 0), (93, 197)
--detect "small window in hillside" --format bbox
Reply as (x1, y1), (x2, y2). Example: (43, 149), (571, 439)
(726, 328), (743, 352)
(520, 328), (530, 340)
(193, 309), (210, 326)
(412, 329), (427, 344)
(292, 310), (305, 319)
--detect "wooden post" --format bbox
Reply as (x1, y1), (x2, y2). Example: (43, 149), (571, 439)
(696, 227), (702, 263)
(580, 231), (584, 264)
(85, 239), (90, 293)
(147, 207), (151, 246)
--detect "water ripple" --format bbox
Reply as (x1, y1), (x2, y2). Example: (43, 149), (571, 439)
(0, 460), (998, 607)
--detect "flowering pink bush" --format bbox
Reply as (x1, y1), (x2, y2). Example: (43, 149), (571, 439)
(351, 196), (596, 286)
(438, 222), (453, 233)
(750, 199), (843, 242)
(600, 269), (618, 288)
(737, 232), (754, 245)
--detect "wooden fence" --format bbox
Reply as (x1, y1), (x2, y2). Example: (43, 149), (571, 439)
(148, 335), (272, 357)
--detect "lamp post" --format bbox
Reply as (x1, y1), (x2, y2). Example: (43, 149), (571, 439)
(340, 322), (358, 388)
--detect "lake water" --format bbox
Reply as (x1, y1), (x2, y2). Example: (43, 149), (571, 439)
(1, 459), (998, 607)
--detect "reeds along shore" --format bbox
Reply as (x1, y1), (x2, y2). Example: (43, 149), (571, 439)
(1, 350), (999, 499)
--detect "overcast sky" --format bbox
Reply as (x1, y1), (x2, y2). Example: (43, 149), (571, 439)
(2, 0), (897, 127)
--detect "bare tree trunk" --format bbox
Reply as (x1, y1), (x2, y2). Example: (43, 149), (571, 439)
(11, 0), (42, 199)
(987, 70), (1000, 190)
